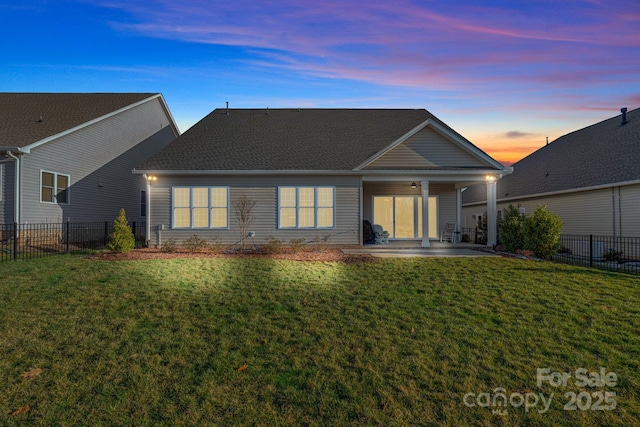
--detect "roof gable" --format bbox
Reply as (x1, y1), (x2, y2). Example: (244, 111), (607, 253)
(362, 123), (492, 170)
(0, 93), (159, 150)
(139, 108), (504, 172)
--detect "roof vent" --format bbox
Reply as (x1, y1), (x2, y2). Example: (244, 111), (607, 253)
(226, 101), (229, 116)
(621, 107), (628, 126)
(37, 116), (43, 123)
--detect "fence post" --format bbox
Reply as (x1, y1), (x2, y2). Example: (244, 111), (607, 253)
(589, 234), (593, 267)
(13, 222), (18, 261)
(66, 220), (70, 253)
(104, 221), (109, 246)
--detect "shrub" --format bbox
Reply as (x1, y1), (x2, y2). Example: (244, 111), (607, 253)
(475, 213), (488, 245)
(523, 205), (563, 259)
(263, 236), (284, 254)
(499, 204), (525, 253)
(289, 238), (306, 254)
(161, 238), (178, 253)
(182, 235), (209, 253)
(108, 209), (135, 253)
(603, 249), (623, 262)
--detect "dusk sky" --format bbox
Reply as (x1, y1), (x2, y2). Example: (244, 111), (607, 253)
(2, 0), (639, 165)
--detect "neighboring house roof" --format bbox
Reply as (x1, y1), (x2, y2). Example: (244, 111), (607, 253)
(0, 93), (164, 150)
(138, 108), (503, 171)
(463, 107), (640, 205)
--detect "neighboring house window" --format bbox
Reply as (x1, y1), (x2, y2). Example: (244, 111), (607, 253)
(40, 171), (70, 204)
(278, 187), (334, 229)
(172, 187), (228, 228)
(140, 190), (147, 217)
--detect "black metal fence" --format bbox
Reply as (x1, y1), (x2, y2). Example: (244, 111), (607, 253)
(461, 227), (486, 245)
(553, 234), (640, 274)
(0, 221), (146, 262)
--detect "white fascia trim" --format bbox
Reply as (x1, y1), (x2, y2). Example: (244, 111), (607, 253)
(354, 119), (431, 170)
(21, 94), (164, 153)
(462, 178), (640, 207)
(0, 147), (29, 156)
(156, 94), (181, 137)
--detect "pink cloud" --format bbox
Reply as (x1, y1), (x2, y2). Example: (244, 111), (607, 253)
(93, 0), (640, 103)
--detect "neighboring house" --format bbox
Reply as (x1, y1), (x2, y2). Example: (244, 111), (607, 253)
(136, 108), (511, 247)
(462, 107), (640, 237)
(0, 93), (179, 225)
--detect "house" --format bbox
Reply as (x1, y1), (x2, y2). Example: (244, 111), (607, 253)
(135, 108), (511, 248)
(462, 107), (640, 238)
(0, 93), (179, 225)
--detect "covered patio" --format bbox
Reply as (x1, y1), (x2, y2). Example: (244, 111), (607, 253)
(361, 176), (502, 248)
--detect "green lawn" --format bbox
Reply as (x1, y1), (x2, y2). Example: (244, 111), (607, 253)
(1, 255), (639, 426)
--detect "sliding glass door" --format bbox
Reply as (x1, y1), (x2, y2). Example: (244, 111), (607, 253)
(372, 196), (438, 239)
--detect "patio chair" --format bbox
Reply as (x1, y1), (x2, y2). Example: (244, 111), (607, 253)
(372, 224), (390, 244)
(440, 223), (456, 242)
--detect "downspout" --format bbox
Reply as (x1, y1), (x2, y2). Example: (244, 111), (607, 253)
(6, 151), (20, 224)
(143, 174), (151, 248)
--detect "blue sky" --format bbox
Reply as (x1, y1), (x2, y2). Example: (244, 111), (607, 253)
(2, 0), (639, 164)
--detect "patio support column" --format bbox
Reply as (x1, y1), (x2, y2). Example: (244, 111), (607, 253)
(456, 188), (463, 241)
(421, 180), (430, 248)
(486, 178), (497, 247)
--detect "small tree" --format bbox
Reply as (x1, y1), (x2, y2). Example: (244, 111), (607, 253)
(499, 204), (525, 253)
(108, 208), (135, 253)
(233, 194), (256, 252)
(524, 205), (563, 259)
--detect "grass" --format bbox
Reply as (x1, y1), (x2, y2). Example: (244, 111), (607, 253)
(1, 255), (639, 426)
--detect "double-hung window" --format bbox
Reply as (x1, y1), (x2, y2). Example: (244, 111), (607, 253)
(40, 170), (70, 204)
(278, 186), (334, 229)
(172, 187), (228, 228)
(140, 190), (147, 217)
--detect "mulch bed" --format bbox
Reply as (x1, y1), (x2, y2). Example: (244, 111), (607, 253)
(87, 247), (377, 263)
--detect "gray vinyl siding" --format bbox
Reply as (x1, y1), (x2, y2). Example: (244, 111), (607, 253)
(20, 98), (176, 223)
(364, 127), (486, 169)
(0, 160), (15, 223)
(620, 185), (640, 237)
(150, 175), (361, 246)
(362, 182), (456, 238)
(462, 183), (640, 237)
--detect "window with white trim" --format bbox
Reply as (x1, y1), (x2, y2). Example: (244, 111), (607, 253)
(41, 170), (69, 204)
(140, 190), (147, 217)
(278, 186), (334, 229)
(172, 187), (228, 228)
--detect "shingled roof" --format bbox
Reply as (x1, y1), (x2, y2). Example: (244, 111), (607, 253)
(138, 108), (490, 171)
(463, 107), (640, 204)
(0, 93), (158, 149)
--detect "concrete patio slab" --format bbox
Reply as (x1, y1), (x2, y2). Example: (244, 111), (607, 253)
(342, 248), (498, 258)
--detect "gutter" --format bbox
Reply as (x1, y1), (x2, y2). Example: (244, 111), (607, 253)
(133, 168), (511, 177)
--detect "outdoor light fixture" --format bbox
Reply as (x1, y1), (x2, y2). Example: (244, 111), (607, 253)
(145, 174), (157, 182)
(411, 182), (417, 189)
(485, 175), (497, 182)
